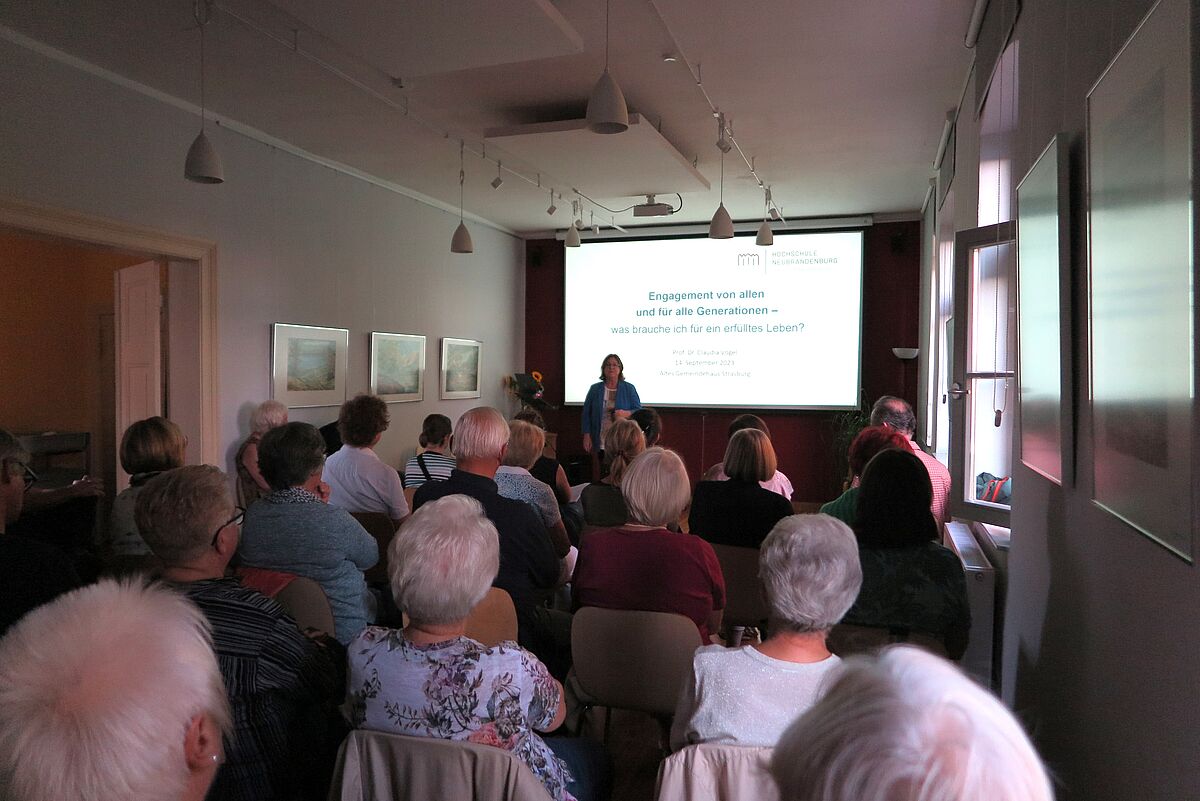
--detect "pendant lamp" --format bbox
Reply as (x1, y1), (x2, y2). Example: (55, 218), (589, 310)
(450, 142), (473, 254)
(185, 0), (223, 184)
(708, 136), (734, 239)
(565, 200), (582, 247)
(586, 0), (629, 134)
(756, 187), (773, 246)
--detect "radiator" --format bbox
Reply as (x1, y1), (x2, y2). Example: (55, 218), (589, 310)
(943, 521), (996, 687)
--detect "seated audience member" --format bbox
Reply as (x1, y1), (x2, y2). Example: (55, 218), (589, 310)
(704, 414), (795, 500)
(347, 495), (608, 801)
(771, 646), (1055, 801)
(672, 514), (861, 750)
(240, 422), (379, 644)
(0, 428), (81, 636)
(573, 447), (725, 644)
(108, 416), (187, 570)
(514, 408), (572, 505)
(414, 407), (566, 676)
(236, 399), (288, 506)
(137, 465), (343, 801)
(870, 394), (952, 526)
(842, 448), (970, 659)
(0, 579), (232, 801)
(819, 425), (911, 526)
(497, 420), (572, 558)
(401, 413), (455, 505)
(323, 394), (408, 526)
(689, 428), (794, 548)
(580, 418), (645, 527)
(629, 406), (663, 448)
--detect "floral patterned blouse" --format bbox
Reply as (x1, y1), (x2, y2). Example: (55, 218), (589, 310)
(347, 628), (575, 801)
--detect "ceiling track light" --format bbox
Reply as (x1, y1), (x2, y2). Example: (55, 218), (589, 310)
(185, 0), (224, 184)
(491, 161), (504, 189)
(586, 0), (629, 134)
(450, 141), (473, 254)
(590, 210), (599, 234)
(756, 186), (774, 246)
(565, 200), (581, 247)
(546, 189), (557, 216)
(709, 116), (734, 239)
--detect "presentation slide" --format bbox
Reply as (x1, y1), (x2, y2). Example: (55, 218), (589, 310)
(564, 230), (863, 409)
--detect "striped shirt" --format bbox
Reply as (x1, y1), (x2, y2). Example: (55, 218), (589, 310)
(402, 451), (456, 488)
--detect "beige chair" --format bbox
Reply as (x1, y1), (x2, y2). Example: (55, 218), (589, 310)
(329, 729), (552, 801)
(275, 575), (336, 635)
(656, 743), (778, 801)
(464, 587), (519, 647)
(827, 623), (950, 659)
(349, 511), (398, 585)
(709, 544), (768, 629)
(570, 607), (699, 743)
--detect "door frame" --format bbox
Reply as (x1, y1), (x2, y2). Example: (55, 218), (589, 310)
(0, 196), (219, 466)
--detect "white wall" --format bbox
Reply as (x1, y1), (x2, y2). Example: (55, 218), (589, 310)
(0, 36), (526, 472)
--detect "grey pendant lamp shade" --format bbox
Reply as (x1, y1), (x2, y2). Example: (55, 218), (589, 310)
(185, 0), (223, 184)
(586, 0), (628, 134)
(756, 219), (773, 246)
(450, 142), (473, 254)
(565, 223), (582, 247)
(708, 140), (734, 239)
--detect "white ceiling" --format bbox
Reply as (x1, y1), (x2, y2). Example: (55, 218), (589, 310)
(0, 0), (975, 236)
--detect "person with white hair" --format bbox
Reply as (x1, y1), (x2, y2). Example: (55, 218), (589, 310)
(0, 427), (81, 636)
(236, 399), (288, 507)
(347, 495), (608, 801)
(137, 464), (343, 801)
(413, 407), (565, 675)
(0, 579), (232, 801)
(771, 645), (1055, 801)
(572, 447), (726, 644)
(671, 514), (862, 750)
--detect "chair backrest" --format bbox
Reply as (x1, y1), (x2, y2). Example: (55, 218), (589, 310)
(709, 544), (768, 628)
(656, 743), (778, 801)
(464, 587), (519, 647)
(275, 575), (336, 635)
(827, 623), (950, 659)
(349, 511), (398, 585)
(330, 729), (552, 801)
(571, 607), (699, 718)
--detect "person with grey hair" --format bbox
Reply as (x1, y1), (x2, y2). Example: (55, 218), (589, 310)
(413, 407), (566, 676)
(347, 495), (609, 801)
(236, 399), (288, 506)
(0, 579), (232, 801)
(771, 645), (1055, 801)
(671, 514), (861, 750)
(573, 447), (726, 644)
(0, 427), (81, 636)
(239, 422), (378, 644)
(869, 395), (952, 526)
(138, 465), (343, 801)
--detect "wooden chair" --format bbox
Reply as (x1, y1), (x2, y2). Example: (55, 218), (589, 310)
(463, 587), (519, 647)
(329, 729), (552, 801)
(827, 623), (949, 659)
(709, 543), (768, 629)
(656, 743), (778, 801)
(570, 607), (699, 745)
(349, 511), (398, 585)
(274, 575), (336, 636)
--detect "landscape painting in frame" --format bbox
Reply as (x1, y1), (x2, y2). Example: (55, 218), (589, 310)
(371, 332), (426, 403)
(271, 323), (349, 408)
(440, 338), (482, 400)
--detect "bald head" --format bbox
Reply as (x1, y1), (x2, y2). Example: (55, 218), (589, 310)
(869, 395), (916, 437)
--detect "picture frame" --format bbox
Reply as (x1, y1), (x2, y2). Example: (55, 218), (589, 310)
(370, 332), (426, 403)
(1086, 0), (1192, 560)
(271, 323), (349, 408)
(1015, 134), (1072, 486)
(440, 338), (482, 400)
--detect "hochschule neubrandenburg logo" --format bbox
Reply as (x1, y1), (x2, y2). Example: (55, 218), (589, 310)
(736, 252), (760, 267)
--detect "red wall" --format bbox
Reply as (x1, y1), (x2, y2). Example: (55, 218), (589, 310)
(524, 220), (920, 502)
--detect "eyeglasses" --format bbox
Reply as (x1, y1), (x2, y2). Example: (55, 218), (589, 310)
(210, 506), (245, 547)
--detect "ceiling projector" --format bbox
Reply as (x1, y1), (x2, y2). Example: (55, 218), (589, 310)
(633, 195), (675, 217)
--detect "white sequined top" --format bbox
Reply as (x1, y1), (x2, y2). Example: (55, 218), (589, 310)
(670, 644), (842, 751)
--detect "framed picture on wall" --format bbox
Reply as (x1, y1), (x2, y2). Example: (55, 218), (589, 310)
(370, 332), (426, 403)
(440, 338), (482, 400)
(1015, 134), (1072, 486)
(271, 323), (349, 408)
(1086, 0), (1192, 560)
